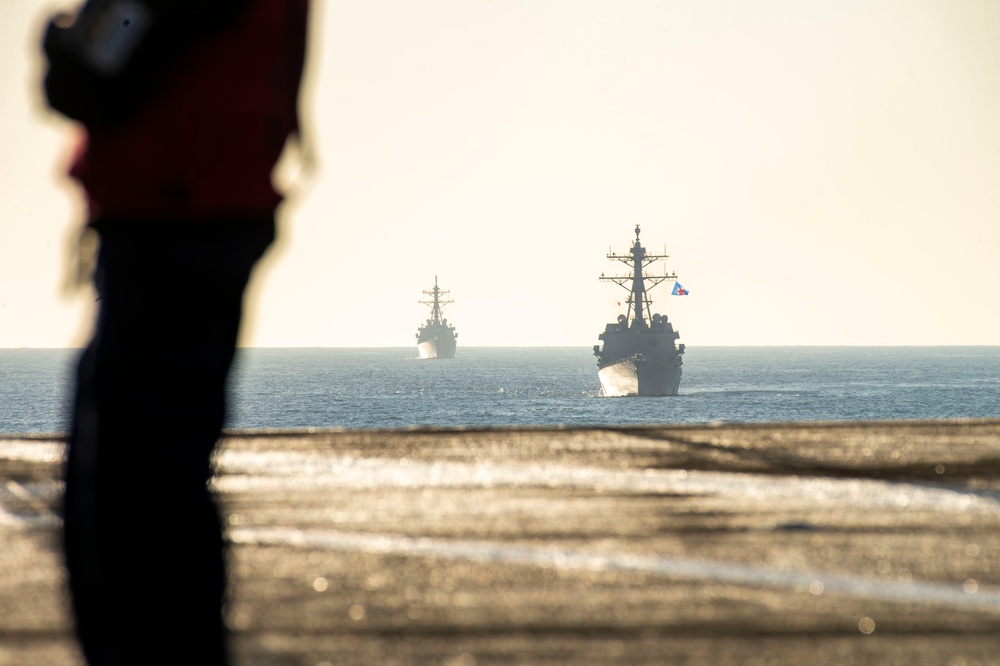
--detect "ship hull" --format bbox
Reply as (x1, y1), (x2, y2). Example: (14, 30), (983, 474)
(417, 337), (456, 359)
(597, 355), (681, 397)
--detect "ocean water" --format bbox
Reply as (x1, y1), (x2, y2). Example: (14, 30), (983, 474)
(2, 347), (999, 435)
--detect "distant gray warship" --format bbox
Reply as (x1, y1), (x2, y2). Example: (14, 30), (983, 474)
(594, 225), (686, 396)
(416, 276), (457, 359)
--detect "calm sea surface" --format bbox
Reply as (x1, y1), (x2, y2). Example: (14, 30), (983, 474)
(1, 347), (999, 434)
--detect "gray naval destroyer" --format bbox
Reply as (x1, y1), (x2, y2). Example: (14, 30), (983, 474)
(594, 225), (686, 396)
(416, 276), (457, 359)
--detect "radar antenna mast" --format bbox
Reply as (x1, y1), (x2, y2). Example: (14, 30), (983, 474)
(599, 224), (677, 329)
(419, 275), (453, 325)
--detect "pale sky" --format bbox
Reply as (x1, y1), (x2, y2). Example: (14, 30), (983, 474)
(2, 1), (999, 348)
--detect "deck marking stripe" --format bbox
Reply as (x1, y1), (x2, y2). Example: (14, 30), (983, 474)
(229, 526), (1000, 612)
(0, 480), (61, 529)
(214, 452), (1000, 515)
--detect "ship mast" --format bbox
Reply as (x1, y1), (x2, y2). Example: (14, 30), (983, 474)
(419, 275), (453, 325)
(600, 225), (676, 329)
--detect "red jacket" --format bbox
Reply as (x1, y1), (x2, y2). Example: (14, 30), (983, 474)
(69, 0), (309, 220)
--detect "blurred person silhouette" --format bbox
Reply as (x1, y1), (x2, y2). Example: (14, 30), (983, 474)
(41, 1), (310, 664)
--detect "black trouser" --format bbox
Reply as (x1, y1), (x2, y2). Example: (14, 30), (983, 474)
(64, 216), (274, 666)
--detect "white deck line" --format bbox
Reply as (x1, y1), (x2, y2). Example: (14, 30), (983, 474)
(0, 480), (61, 529)
(214, 451), (1000, 515)
(229, 525), (1000, 612)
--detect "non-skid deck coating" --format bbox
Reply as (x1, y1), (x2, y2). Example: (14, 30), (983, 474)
(3, 420), (1000, 665)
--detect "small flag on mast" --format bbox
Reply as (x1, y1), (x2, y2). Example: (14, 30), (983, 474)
(671, 282), (689, 296)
